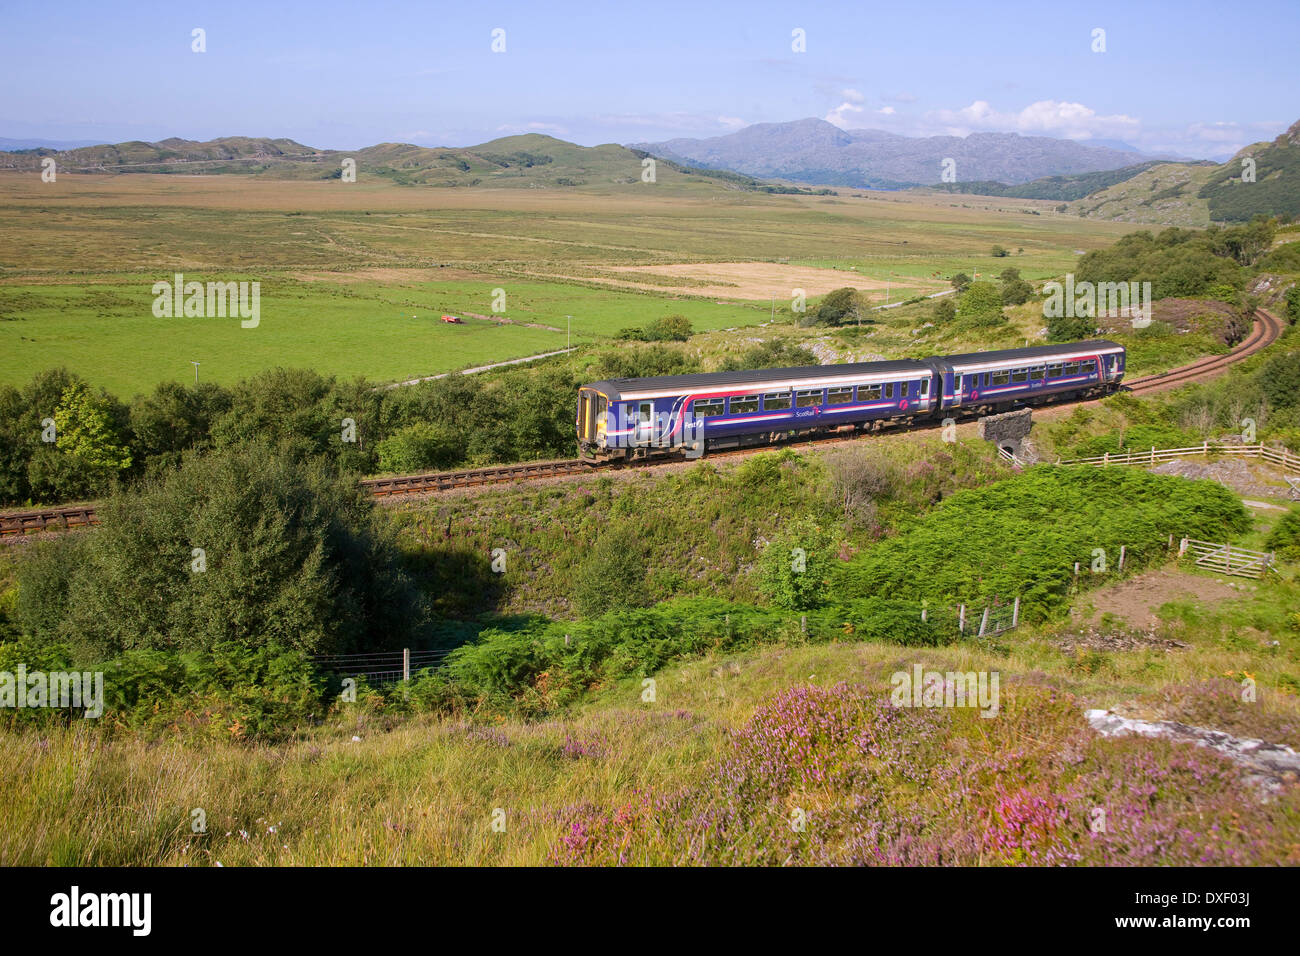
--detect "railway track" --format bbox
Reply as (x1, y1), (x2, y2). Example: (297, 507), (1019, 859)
(1, 308), (1287, 533)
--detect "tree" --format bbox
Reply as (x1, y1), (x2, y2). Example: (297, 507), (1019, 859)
(1048, 312), (1097, 342)
(1284, 285), (1300, 326)
(813, 287), (865, 326)
(957, 281), (1006, 327)
(991, 245), (1010, 257)
(951, 273), (972, 292)
(1000, 277), (1035, 306)
(16, 440), (423, 663)
(130, 381), (232, 475)
(644, 314), (693, 341)
(376, 422), (461, 472)
(931, 297), (957, 323)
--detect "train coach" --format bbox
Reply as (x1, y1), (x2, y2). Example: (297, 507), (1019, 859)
(577, 339), (1125, 461)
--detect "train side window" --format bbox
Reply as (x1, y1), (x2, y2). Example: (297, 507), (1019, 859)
(730, 394), (760, 414)
(991, 370), (1010, 386)
(1031, 366), (1044, 381)
(827, 386), (853, 405)
(763, 391), (792, 411)
(796, 389), (823, 407)
(920, 378), (930, 397)
(858, 383), (882, 400)
(1011, 368), (1029, 384)
(693, 398), (725, 418)
(1047, 363), (1063, 378)
(885, 382), (894, 399)
(1080, 360), (1095, 374)
(1065, 361), (1080, 375)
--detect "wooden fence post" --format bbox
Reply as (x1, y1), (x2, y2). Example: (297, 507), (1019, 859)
(1012, 596), (1020, 628)
(800, 615), (807, 635)
(958, 604), (966, 634)
(1150, 446), (1156, 464)
(1118, 545), (1126, 572)
(403, 648), (410, 682)
(978, 607), (989, 637)
(1103, 451), (1109, 466)
(1179, 538), (1189, 557)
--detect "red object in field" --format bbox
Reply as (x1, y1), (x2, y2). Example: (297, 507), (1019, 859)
(441, 314), (462, 324)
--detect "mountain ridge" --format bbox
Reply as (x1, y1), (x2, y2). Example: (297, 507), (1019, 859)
(632, 118), (1179, 189)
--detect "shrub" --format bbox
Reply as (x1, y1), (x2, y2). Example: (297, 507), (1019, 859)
(754, 519), (834, 610)
(1266, 509), (1300, 560)
(376, 422), (460, 472)
(15, 440), (424, 664)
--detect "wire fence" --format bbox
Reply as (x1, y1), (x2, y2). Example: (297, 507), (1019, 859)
(309, 648), (455, 685)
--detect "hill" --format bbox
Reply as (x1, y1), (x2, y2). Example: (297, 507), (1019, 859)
(1198, 119), (1300, 222)
(0, 132), (815, 193)
(632, 118), (1169, 189)
(918, 161), (1186, 202)
(1066, 162), (1218, 226)
(1065, 118), (1300, 225)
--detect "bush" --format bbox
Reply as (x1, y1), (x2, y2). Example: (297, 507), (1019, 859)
(812, 287), (864, 326)
(755, 519), (834, 610)
(1266, 509), (1300, 560)
(376, 422), (460, 473)
(833, 467), (1250, 623)
(572, 527), (650, 617)
(15, 440), (424, 664)
(957, 282), (1006, 327)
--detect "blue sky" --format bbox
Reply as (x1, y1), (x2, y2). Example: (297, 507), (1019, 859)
(2, 0), (1295, 158)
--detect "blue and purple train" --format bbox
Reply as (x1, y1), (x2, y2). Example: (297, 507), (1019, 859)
(577, 339), (1125, 460)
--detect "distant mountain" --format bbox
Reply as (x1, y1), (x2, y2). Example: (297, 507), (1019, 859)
(0, 136), (108, 152)
(632, 118), (1171, 189)
(0, 133), (815, 193)
(1068, 117), (1300, 225)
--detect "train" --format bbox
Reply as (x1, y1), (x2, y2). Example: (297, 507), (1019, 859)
(577, 339), (1125, 461)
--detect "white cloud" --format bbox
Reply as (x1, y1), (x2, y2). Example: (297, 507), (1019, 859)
(928, 99), (1139, 140)
(841, 88), (865, 104)
(877, 106), (895, 116)
(825, 101), (865, 128)
(717, 115), (747, 130)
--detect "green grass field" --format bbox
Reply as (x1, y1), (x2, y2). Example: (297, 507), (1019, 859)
(0, 171), (1134, 395)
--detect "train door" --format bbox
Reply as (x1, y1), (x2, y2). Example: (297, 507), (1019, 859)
(952, 372), (963, 407)
(635, 401), (654, 445)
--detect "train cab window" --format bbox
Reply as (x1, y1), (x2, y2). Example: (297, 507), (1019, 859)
(730, 394), (760, 414)
(796, 389), (823, 407)
(991, 370), (1011, 386)
(858, 383), (882, 400)
(919, 378), (930, 398)
(1047, 363), (1063, 378)
(692, 398), (725, 419)
(763, 391), (792, 411)
(827, 386), (853, 405)
(1011, 368), (1029, 384)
